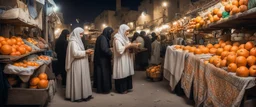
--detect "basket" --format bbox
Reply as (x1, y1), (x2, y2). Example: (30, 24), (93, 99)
(146, 65), (163, 82)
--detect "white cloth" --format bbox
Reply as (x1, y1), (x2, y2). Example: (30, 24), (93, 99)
(113, 24), (134, 79)
(65, 28), (92, 101)
(114, 24), (130, 45)
(164, 46), (187, 91)
(150, 40), (161, 65)
(66, 27), (84, 71)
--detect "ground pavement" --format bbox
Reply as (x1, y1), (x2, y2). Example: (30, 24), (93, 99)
(47, 71), (194, 107)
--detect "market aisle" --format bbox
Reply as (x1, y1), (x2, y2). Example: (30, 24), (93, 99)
(47, 71), (194, 107)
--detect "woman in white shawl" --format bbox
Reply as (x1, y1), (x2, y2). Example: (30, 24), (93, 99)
(65, 27), (93, 102)
(113, 24), (138, 94)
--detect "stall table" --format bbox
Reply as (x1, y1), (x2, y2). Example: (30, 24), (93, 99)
(164, 46), (256, 107)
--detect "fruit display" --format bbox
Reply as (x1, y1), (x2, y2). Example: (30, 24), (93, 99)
(13, 60), (39, 68)
(185, 0), (250, 30)
(38, 55), (49, 60)
(29, 73), (48, 89)
(0, 36), (32, 56)
(146, 65), (162, 80)
(26, 38), (38, 45)
(174, 39), (256, 77)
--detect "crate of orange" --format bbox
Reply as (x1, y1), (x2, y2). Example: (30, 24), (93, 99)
(146, 65), (163, 82)
(7, 73), (55, 106)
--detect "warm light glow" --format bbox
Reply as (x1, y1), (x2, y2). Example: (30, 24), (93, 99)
(85, 26), (89, 29)
(162, 2), (168, 7)
(155, 28), (160, 32)
(70, 24), (72, 26)
(145, 29), (150, 34)
(162, 24), (170, 29)
(54, 28), (61, 35)
(84, 31), (89, 35)
(141, 12), (146, 18)
(136, 30), (141, 33)
(173, 22), (177, 25)
(53, 6), (59, 12)
(183, 17), (187, 19)
(102, 24), (107, 28)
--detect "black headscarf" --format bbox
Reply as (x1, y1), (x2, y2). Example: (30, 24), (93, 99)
(56, 29), (69, 44)
(102, 27), (114, 40)
(131, 32), (139, 42)
(151, 32), (157, 42)
(55, 29), (69, 53)
(140, 31), (146, 38)
(82, 34), (89, 50)
(55, 29), (70, 76)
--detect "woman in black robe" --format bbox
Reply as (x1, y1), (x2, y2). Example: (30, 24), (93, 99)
(93, 27), (114, 93)
(55, 29), (70, 86)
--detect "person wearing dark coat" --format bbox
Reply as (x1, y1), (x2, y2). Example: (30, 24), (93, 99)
(131, 32), (139, 42)
(82, 34), (89, 50)
(135, 31), (152, 70)
(151, 32), (157, 42)
(0, 64), (9, 107)
(93, 27), (114, 93)
(55, 29), (70, 86)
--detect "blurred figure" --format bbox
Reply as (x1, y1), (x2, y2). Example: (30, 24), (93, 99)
(93, 27), (114, 93)
(150, 32), (161, 65)
(55, 29), (70, 86)
(131, 32), (139, 43)
(135, 31), (151, 70)
(65, 27), (93, 102)
(82, 34), (90, 50)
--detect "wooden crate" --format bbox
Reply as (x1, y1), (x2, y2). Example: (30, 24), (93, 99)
(7, 80), (55, 106)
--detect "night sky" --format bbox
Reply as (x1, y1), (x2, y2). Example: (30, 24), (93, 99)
(54, 0), (142, 25)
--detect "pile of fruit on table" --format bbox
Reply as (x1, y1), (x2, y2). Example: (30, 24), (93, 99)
(0, 36), (32, 56)
(38, 55), (49, 60)
(13, 60), (39, 68)
(175, 40), (256, 77)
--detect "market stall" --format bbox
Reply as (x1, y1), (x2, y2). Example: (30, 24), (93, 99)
(164, 0), (256, 106)
(0, 0), (56, 106)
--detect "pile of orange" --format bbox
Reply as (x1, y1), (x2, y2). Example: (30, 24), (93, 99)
(146, 65), (161, 78)
(0, 36), (32, 56)
(186, 0), (249, 30)
(30, 73), (48, 89)
(13, 60), (39, 68)
(27, 38), (38, 45)
(38, 55), (49, 60)
(206, 41), (256, 77)
(175, 40), (256, 77)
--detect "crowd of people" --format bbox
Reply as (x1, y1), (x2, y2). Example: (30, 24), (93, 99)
(54, 24), (161, 102)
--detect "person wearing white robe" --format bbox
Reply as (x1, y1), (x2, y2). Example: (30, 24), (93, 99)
(150, 32), (161, 65)
(113, 24), (138, 94)
(65, 27), (93, 102)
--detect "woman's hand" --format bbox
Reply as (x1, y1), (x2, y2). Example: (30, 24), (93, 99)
(86, 49), (93, 54)
(129, 43), (139, 49)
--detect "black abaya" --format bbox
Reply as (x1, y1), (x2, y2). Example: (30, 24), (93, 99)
(115, 76), (133, 93)
(55, 30), (69, 85)
(93, 27), (113, 93)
